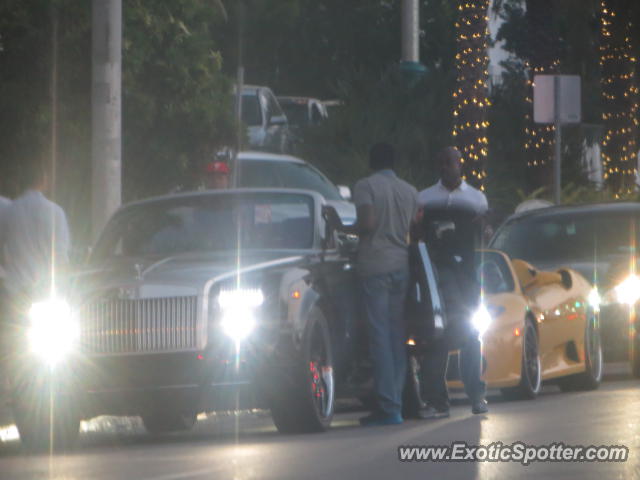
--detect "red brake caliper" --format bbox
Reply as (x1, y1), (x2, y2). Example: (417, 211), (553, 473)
(310, 361), (323, 398)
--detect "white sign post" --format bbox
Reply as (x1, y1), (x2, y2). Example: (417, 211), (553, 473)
(533, 75), (581, 204)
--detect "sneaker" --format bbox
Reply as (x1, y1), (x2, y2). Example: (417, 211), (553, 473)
(359, 412), (403, 427)
(417, 406), (450, 420)
(471, 399), (488, 414)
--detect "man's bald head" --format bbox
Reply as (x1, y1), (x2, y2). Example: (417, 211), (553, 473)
(437, 146), (462, 190)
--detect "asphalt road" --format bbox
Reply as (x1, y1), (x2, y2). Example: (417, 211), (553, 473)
(0, 364), (638, 480)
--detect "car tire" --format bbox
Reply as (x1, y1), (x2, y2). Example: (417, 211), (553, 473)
(269, 307), (335, 434)
(402, 353), (426, 418)
(501, 320), (541, 400)
(142, 411), (197, 435)
(558, 311), (603, 391)
(12, 382), (80, 453)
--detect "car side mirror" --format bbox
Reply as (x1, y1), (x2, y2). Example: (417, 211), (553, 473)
(337, 185), (352, 201)
(338, 233), (358, 256)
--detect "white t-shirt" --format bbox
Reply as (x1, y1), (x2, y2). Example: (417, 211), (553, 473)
(418, 180), (488, 215)
(2, 190), (70, 295)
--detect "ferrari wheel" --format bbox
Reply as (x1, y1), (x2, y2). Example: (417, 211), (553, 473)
(501, 320), (541, 400)
(269, 307), (335, 433)
(402, 354), (426, 418)
(559, 312), (603, 391)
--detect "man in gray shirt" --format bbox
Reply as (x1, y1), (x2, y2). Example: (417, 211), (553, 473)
(329, 142), (418, 426)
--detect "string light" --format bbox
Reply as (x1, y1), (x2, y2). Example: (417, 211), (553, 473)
(600, 0), (638, 194)
(452, 0), (490, 190)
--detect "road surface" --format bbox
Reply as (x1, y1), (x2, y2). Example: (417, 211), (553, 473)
(0, 364), (638, 480)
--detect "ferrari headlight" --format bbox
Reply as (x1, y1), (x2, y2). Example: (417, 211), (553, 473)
(471, 304), (493, 336)
(218, 288), (264, 342)
(614, 275), (640, 306)
(27, 297), (79, 367)
(588, 288), (601, 312)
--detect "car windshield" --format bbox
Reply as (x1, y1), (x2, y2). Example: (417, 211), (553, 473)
(238, 160), (342, 201)
(280, 102), (308, 127)
(92, 193), (315, 260)
(491, 211), (640, 264)
(241, 94), (262, 126)
(475, 251), (515, 295)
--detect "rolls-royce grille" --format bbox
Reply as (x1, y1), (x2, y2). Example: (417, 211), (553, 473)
(79, 296), (200, 354)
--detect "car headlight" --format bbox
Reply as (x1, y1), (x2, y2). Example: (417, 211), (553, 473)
(218, 288), (264, 342)
(588, 288), (602, 312)
(27, 297), (79, 367)
(614, 275), (640, 306)
(471, 304), (493, 336)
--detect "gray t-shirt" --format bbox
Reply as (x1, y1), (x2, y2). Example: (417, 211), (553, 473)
(353, 170), (418, 276)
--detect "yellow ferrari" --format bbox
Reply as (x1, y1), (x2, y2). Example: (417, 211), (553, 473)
(445, 250), (603, 399)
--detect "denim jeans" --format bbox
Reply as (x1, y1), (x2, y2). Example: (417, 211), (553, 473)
(420, 263), (486, 409)
(360, 268), (410, 416)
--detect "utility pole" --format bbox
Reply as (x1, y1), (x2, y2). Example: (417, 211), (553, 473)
(400, 0), (426, 82)
(92, 0), (122, 240)
(233, 0), (245, 187)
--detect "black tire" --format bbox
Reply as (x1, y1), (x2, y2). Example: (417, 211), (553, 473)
(501, 320), (541, 400)
(402, 354), (426, 418)
(558, 312), (603, 391)
(12, 383), (80, 453)
(142, 411), (197, 435)
(269, 307), (334, 433)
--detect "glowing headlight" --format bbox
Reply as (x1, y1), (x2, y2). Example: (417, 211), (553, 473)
(614, 275), (640, 306)
(471, 304), (493, 336)
(218, 288), (264, 342)
(588, 288), (601, 312)
(27, 298), (79, 367)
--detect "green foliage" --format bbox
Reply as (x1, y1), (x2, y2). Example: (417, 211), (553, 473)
(296, 65), (455, 191)
(122, 0), (235, 200)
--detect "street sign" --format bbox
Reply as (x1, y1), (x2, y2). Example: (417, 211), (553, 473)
(533, 75), (581, 124)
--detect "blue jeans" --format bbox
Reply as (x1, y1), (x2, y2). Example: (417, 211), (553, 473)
(360, 269), (410, 416)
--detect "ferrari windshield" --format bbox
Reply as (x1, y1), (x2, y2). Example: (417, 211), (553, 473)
(491, 211), (640, 264)
(92, 192), (315, 260)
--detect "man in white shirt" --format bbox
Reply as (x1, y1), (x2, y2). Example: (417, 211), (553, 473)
(417, 147), (489, 418)
(1, 163), (70, 299)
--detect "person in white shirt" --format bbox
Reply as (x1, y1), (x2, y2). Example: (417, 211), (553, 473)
(417, 147), (489, 418)
(418, 147), (488, 215)
(1, 162), (70, 299)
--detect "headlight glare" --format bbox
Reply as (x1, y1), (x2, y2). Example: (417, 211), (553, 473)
(471, 304), (493, 336)
(614, 275), (640, 305)
(28, 298), (79, 367)
(217, 288), (263, 342)
(588, 288), (601, 312)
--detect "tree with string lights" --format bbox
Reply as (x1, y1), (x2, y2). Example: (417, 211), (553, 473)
(452, 0), (491, 190)
(599, 0), (639, 195)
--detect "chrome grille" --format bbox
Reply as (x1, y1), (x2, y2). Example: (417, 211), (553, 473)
(78, 296), (201, 354)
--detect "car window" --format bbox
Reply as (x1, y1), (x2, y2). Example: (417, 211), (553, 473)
(92, 193), (315, 259)
(276, 162), (342, 201)
(475, 252), (515, 294)
(492, 211), (640, 263)
(241, 94), (262, 127)
(281, 102), (309, 127)
(237, 160), (283, 188)
(265, 90), (284, 121)
(237, 160), (342, 201)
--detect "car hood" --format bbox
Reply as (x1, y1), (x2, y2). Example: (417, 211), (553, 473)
(326, 199), (356, 225)
(72, 251), (308, 299)
(525, 255), (630, 290)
